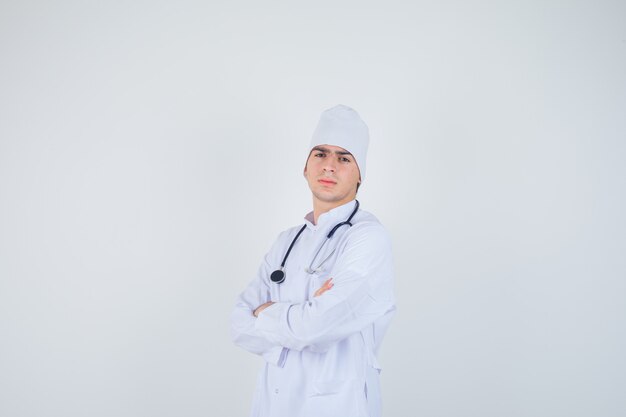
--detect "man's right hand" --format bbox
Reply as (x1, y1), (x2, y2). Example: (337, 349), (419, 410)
(314, 278), (334, 297)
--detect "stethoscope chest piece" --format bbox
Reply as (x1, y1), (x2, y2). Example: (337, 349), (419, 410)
(270, 269), (286, 284)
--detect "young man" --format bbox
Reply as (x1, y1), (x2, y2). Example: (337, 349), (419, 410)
(231, 105), (396, 417)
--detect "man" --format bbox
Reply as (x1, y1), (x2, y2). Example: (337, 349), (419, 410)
(231, 104), (396, 417)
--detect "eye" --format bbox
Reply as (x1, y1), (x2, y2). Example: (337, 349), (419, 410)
(340, 157), (351, 163)
(314, 152), (325, 157)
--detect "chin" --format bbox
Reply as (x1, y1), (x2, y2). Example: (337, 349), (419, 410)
(312, 190), (352, 203)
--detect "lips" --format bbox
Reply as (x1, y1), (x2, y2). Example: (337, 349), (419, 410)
(318, 178), (336, 185)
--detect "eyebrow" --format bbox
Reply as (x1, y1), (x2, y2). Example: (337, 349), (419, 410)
(312, 146), (353, 156)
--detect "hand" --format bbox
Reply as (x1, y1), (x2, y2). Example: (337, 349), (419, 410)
(314, 278), (334, 297)
(253, 301), (275, 317)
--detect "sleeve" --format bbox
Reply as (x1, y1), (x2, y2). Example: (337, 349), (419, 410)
(253, 224), (396, 353)
(230, 239), (288, 367)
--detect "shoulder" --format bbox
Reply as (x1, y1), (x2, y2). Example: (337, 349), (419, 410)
(352, 209), (390, 235)
(267, 223), (306, 251)
(276, 223), (307, 241)
(342, 209), (392, 249)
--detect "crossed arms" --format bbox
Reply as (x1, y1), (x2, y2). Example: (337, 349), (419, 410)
(230, 224), (395, 363)
(253, 278), (334, 317)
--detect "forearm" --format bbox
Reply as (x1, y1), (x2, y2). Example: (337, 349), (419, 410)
(230, 267), (287, 364)
(254, 276), (394, 352)
(231, 302), (288, 366)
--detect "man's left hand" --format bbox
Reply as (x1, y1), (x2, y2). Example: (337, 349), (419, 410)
(253, 302), (275, 317)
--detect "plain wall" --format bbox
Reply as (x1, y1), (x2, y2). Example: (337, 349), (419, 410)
(1, 1), (625, 416)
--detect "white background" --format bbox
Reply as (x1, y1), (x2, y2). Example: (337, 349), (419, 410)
(1, 1), (625, 416)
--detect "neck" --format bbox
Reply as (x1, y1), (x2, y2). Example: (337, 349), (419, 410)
(312, 196), (355, 224)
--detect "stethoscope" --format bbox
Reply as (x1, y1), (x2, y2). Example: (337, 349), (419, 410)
(270, 200), (360, 284)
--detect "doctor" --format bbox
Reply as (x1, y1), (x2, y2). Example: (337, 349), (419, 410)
(231, 104), (396, 417)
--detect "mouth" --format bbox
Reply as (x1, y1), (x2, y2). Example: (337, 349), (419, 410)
(318, 178), (337, 186)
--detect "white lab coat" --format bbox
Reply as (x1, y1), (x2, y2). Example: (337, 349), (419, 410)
(231, 200), (396, 417)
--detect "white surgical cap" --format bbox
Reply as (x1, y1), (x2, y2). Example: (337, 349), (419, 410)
(307, 104), (370, 181)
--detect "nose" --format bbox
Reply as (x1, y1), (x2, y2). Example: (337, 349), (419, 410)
(322, 159), (336, 173)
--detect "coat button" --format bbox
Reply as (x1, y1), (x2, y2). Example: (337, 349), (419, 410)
(274, 388), (279, 394)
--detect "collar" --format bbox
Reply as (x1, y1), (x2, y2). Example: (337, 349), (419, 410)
(303, 199), (358, 232)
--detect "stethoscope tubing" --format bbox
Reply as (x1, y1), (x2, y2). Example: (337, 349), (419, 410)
(270, 200), (360, 284)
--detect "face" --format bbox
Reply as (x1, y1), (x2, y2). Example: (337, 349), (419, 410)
(304, 144), (361, 207)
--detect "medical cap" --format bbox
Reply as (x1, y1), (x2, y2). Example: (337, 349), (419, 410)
(307, 104), (370, 180)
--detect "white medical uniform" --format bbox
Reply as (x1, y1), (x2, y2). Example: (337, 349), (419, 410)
(231, 199), (396, 417)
